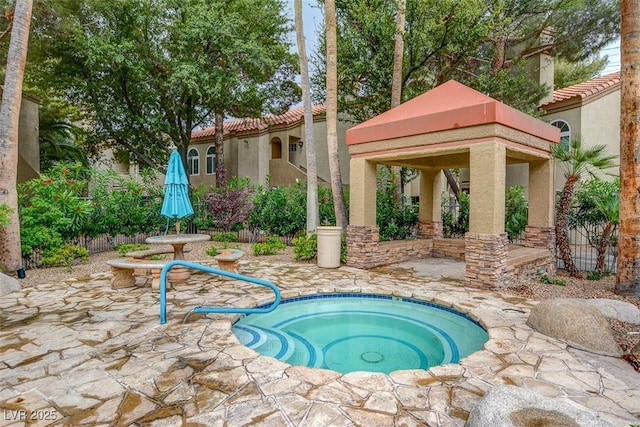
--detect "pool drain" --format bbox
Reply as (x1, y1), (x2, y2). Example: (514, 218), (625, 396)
(361, 351), (384, 363)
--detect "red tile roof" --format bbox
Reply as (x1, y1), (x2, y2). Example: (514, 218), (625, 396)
(191, 105), (326, 139)
(347, 80), (559, 145)
(541, 71), (621, 108)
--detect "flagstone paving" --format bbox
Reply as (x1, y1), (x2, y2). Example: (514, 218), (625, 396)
(1, 260), (639, 426)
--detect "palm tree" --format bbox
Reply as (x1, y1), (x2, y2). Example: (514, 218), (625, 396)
(552, 139), (617, 277)
(593, 192), (618, 274)
(617, 0), (640, 296)
(295, 0), (319, 235)
(0, 0), (33, 275)
(390, 0), (405, 203)
(325, 0), (347, 230)
(39, 117), (88, 170)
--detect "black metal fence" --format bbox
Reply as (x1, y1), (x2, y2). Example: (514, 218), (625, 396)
(558, 225), (617, 273)
(22, 227), (295, 269)
(22, 232), (155, 269)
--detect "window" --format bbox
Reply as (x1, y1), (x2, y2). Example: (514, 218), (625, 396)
(206, 146), (215, 175)
(289, 143), (297, 152)
(187, 148), (199, 175)
(550, 120), (571, 149)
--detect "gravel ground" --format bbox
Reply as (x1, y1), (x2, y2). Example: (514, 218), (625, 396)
(21, 244), (640, 371)
(20, 240), (296, 288)
(504, 273), (640, 371)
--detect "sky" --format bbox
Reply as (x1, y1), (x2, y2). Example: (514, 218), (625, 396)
(285, 0), (322, 56)
(600, 38), (621, 76)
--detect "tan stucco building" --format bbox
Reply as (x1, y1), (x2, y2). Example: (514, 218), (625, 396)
(541, 71), (621, 189)
(189, 106), (351, 188)
(449, 71), (621, 198)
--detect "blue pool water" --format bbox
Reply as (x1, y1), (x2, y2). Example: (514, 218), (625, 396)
(232, 294), (488, 374)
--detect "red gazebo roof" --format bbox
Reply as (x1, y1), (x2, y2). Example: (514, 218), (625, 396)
(346, 80), (559, 146)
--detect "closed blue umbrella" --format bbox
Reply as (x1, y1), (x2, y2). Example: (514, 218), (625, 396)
(161, 151), (194, 233)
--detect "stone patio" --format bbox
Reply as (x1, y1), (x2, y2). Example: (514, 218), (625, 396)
(1, 260), (639, 426)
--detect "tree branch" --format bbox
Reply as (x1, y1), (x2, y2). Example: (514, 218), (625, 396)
(113, 137), (164, 173)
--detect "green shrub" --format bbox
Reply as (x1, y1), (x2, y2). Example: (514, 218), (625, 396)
(293, 234), (317, 260)
(376, 188), (417, 241)
(206, 242), (241, 257)
(191, 185), (216, 230)
(375, 168), (418, 241)
(265, 235), (286, 249)
(86, 168), (164, 239)
(442, 192), (470, 238)
(41, 243), (89, 267)
(249, 182), (346, 237)
(538, 272), (566, 286)
(292, 233), (347, 263)
(206, 246), (220, 257)
(586, 270), (606, 281)
(212, 232), (239, 242)
(250, 183), (305, 236)
(505, 185), (528, 241)
(116, 243), (149, 255)
(441, 187), (528, 241)
(252, 236), (286, 256)
(19, 163), (92, 257)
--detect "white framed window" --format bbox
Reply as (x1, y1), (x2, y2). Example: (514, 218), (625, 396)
(550, 119), (571, 149)
(288, 143), (297, 152)
(206, 145), (215, 175)
(187, 148), (200, 175)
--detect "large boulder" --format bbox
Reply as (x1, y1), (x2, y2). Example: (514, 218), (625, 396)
(584, 298), (640, 325)
(466, 385), (614, 427)
(527, 298), (622, 357)
(0, 272), (20, 296)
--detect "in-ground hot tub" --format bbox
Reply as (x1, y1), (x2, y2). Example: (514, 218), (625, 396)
(232, 294), (488, 374)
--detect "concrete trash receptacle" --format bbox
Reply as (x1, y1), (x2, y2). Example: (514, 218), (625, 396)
(317, 226), (342, 268)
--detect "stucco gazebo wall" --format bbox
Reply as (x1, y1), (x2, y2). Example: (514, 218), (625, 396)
(345, 80), (559, 289)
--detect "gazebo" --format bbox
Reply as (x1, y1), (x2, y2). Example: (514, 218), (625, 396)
(345, 80), (560, 289)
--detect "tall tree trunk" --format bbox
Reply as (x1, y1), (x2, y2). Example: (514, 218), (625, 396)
(617, 0), (640, 296)
(325, 0), (347, 230)
(214, 112), (226, 187)
(555, 176), (582, 278)
(390, 0), (405, 204)
(295, 0), (319, 235)
(443, 169), (461, 201)
(596, 222), (613, 274)
(0, 0), (32, 276)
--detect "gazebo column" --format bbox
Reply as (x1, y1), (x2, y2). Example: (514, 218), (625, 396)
(465, 143), (508, 289)
(417, 169), (443, 239)
(347, 157), (379, 268)
(525, 159), (556, 252)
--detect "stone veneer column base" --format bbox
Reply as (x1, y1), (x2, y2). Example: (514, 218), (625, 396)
(524, 226), (556, 252)
(346, 225), (380, 269)
(417, 221), (443, 239)
(465, 232), (508, 289)
(523, 225), (557, 276)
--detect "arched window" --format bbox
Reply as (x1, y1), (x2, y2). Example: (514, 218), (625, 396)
(206, 146), (216, 175)
(187, 148), (199, 175)
(550, 120), (571, 149)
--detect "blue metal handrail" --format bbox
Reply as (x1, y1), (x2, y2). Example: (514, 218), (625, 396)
(159, 260), (281, 324)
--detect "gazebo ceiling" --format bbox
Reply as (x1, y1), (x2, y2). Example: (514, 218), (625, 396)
(346, 80), (560, 165)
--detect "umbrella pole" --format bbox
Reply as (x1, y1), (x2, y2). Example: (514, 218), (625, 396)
(176, 220), (181, 234)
